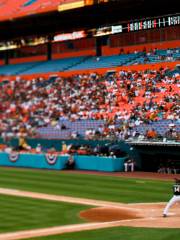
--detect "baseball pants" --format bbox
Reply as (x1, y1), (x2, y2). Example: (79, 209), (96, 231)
(163, 195), (180, 216)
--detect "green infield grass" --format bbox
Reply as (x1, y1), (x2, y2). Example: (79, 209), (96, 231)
(0, 194), (89, 233)
(0, 167), (172, 203)
(28, 226), (180, 240)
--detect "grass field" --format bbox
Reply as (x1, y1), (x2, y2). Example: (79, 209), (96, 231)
(0, 167), (179, 240)
(28, 227), (180, 240)
(0, 167), (172, 203)
(0, 194), (89, 233)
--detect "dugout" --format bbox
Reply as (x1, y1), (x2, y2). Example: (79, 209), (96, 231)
(130, 142), (180, 172)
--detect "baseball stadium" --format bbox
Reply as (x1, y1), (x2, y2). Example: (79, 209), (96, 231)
(0, 0), (180, 239)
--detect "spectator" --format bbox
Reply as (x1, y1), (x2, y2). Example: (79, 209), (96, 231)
(61, 141), (67, 153)
(36, 143), (42, 153)
(18, 136), (31, 151)
(146, 128), (158, 139)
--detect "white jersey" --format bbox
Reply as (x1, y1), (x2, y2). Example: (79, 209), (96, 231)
(163, 182), (180, 216)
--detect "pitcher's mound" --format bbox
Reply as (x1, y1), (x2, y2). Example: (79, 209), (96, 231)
(80, 207), (141, 222)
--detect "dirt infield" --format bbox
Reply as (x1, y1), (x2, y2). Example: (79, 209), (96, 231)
(80, 206), (141, 221)
(0, 186), (180, 240)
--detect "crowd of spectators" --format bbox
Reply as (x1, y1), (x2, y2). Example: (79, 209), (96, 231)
(0, 67), (179, 141)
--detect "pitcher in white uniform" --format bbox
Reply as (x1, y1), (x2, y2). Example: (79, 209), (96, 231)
(163, 178), (180, 217)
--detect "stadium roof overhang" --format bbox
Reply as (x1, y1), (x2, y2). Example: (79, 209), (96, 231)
(0, 0), (179, 41)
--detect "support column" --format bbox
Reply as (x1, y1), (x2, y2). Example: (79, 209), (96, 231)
(4, 50), (9, 65)
(47, 36), (52, 61)
(96, 37), (102, 57)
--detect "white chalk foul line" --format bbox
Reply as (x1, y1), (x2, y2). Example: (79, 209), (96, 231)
(0, 217), (159, 240)
(0, 187), (128, 208)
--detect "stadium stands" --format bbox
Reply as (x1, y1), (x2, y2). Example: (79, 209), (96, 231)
(0, 66), (179, 141)
(0, 47), (179, 75)
(129, 48), (180, 65)
(0, 0), (88, 21)
(0, 0), (62, 21)
(0, 61), (42, 76)
(68, 53), (141, 70)
(20, 56), (87, 74)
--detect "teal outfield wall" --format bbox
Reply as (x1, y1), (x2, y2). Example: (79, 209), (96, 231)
(74, 155), (126, 172)
(0, 152), (68, 170)
(0, 152), (127, 172)
(0, 137), (141, 164)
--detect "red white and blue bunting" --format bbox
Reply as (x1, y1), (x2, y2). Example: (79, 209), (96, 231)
(8, 152), (19, 162)
(45, 153), (58, 165)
